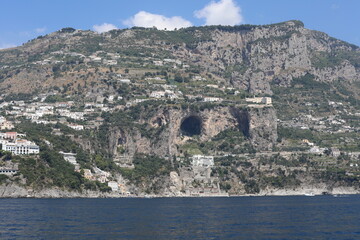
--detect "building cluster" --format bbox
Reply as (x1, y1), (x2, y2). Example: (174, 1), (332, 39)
(0, 132), (39, 155)
(280, 111), (360, 134)
(0, 116), (14, 130)
(83, 167), (111, 183)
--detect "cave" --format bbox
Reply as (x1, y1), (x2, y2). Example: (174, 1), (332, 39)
(230, 107), (250, 138)
(180, 116), (202, 136)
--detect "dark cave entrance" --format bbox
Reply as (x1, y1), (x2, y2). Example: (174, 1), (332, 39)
(230, 107), (250, 138)
(180, 116), (202, 136)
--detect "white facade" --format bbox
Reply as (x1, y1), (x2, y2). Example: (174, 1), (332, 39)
(68, 124), (84, 131)
(119, 79), (131, 84)
(59, 151), (77, 165)
(150, 91), (166, 99)
(246, 97), (272, 105)
(153, 60), (163, 66)
(192, 155), (214, 167)
(0, 169), (18, 175)
(0, 121), (14, 130)
(108, 181), (119, 191)
(203, 97), (222, 102)
(2, 140), (40, 155)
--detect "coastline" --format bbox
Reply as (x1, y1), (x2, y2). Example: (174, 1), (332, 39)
(1, 183), (359, 198)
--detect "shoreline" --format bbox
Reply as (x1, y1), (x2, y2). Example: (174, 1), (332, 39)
(1, 183), (359, 199)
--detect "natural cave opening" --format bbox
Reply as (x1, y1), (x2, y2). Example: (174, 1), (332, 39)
(180, 116), (202, 136)
(230, 107), (250, 138)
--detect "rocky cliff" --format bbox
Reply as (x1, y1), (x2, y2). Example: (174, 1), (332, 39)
(104, 104), (277, 167)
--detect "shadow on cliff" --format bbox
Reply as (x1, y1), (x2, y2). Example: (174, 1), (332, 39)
(230, 107), (250, 138)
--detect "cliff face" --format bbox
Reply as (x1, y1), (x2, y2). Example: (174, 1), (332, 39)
(169, 22), (359, 94)
(106, 105), (277, 166)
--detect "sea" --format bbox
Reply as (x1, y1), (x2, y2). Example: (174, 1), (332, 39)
(0, 195), (360, 239)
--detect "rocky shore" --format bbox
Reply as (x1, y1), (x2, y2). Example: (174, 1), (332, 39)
(1, 183), (359, 198)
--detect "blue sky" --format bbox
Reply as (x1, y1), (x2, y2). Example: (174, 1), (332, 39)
(0, 0), (359, 49)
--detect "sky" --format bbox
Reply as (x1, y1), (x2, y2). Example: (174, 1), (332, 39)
(0, 0), (359, 49)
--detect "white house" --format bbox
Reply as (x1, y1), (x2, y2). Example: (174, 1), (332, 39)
(68, 124), (84, 131)
(150, 91), (166, 99)
(2, 139), (40, 155)
(59, 151), (77, 165)
(192, 155), (214, 167)
(119, 79), (131, 84)
(0, 121), (14, 130)
(246, 97), (272, 105)
(153, 60), (163, 66)
(203, 97), (222, 102)
(108, 181), (119, 191)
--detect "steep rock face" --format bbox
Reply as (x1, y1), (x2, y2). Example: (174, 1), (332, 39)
(168, 21), (359, 94)
(312, 60), (357, 82)
(248, 107), (278, 150)
(108, 105), (277, 164)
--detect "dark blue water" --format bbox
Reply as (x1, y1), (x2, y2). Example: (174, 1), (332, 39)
(0, 195), (360, 239)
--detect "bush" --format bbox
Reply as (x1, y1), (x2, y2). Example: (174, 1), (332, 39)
(245, 180), (260, 194)
(0, 174), (8, 184)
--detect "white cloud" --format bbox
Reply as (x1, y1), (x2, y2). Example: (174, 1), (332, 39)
(195, 0), (244, 26)
(35, 27), (47, 33)
(123, 11), (192, 30)
(93, 23), (118, 33)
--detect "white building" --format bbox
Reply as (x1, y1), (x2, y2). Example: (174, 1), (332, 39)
(246, 97), (272, 105)
(0, 121), (14, 130)
(192, 155), (214, 167)
(203, 97), (222, 102)
(153, 60), (163, 66)
(150, 91), (166, 99)
(119, 79), (131, 84)
(108, 95), (115, 103)
(59, 151), (77, 165)
(108, 181), (119, 191)
(2, 139), (40, 155)
(68, 124), (84, 131)
(0, 169), (18, 175)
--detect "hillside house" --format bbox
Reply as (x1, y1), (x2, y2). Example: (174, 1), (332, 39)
(2, 139), (40, 155)
(68, 124), (84, 131)
(192, 155), (214, 167)
(108, 181), (119, 191)
(59, 151), (77, 165)
(150, 91), (166, 99)
(0, 121), (14, 130)
(246, 97), (272, 105)
(203, 97), (222, 102)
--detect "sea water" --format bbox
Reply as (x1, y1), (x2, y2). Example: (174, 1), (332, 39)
(1, 195), (360, 239)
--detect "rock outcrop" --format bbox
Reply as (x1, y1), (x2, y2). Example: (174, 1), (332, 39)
(108, 105), (277, 166)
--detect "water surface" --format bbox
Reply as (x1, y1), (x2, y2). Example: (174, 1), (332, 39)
(0, 195), (359, 239)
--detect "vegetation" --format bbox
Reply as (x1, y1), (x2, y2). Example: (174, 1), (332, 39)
(19, 149), (84, 190)
(0, 174), (8, 184)
(120, 154), (172, 184)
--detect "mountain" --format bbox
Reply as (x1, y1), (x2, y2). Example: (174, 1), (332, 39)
(0, 20), (360, 197)
(0, 20), (359, 95)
